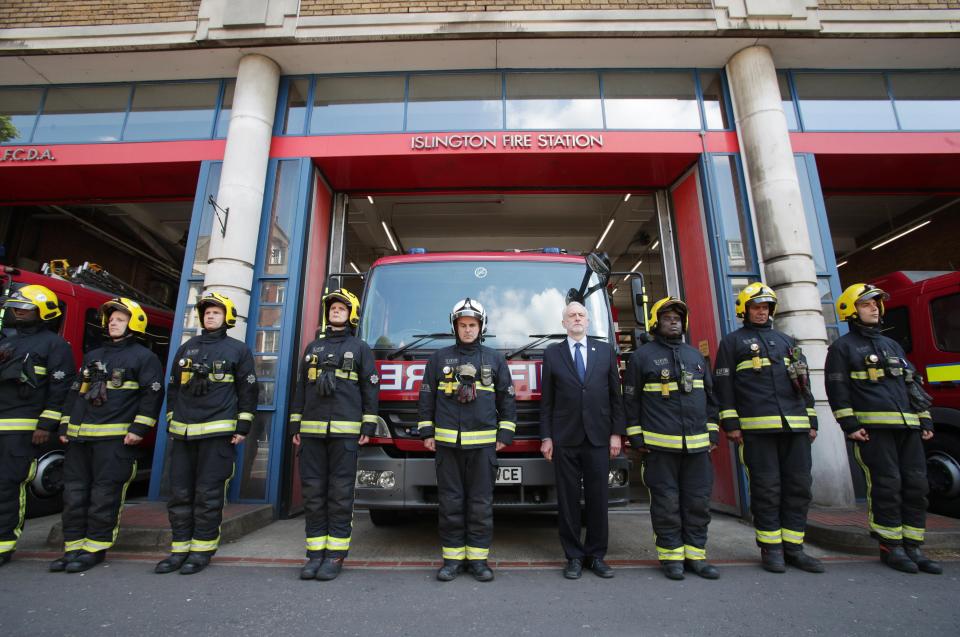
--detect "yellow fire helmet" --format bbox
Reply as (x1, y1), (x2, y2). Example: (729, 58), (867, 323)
(649, 296), (689, 332)
(735, 282), (778, 319)
(322, 288), (360, 329)
(196, 291), (238, 327)
(4, 284), (62, 321)
(836, 283), (889, 322)
(100, 297), (148, 334)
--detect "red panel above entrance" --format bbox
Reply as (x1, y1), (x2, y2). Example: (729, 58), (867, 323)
(272, 131), (738, 191)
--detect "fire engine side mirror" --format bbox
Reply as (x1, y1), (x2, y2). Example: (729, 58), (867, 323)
(585, 252), (611, 287)
(631, 275), (648, 331)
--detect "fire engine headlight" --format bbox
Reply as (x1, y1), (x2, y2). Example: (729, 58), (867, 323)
(356, 470), (379, 487)
(608, 469), (627, 487)
(377, 471), (396, 489)
(356, 469), (397, 489)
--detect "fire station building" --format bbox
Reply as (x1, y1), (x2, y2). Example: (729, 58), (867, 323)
(1, 1), (959, 516)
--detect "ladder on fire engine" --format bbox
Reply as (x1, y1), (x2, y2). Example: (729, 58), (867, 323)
(41, 259), (173, 310)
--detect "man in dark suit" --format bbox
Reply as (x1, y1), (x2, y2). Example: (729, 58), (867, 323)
(540, 301), (626, 579)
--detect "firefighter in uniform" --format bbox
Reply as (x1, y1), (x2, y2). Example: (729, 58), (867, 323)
(826, 283), (942, 575)
(0, 285), (75, 567)
(418, 298), (516, 582)
(714, 283), (824, 574)
(289, 288), (379, 581)
(155, 292), (258, 575)
(624, 297), (720, 581)
(52, 298), (163, 573)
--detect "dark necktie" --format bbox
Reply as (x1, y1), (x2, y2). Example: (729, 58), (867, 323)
(574, 342), (586, 382)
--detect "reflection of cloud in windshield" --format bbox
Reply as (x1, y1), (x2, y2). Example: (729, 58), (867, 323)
(483, 286), (567, 347)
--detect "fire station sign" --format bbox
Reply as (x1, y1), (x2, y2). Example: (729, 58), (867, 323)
(0, 147), (56, 162)
(410, 133), (604, 151)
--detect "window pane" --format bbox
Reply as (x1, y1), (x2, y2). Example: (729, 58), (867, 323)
(310, 76), (404, 134)
(700, 71), (730, 130)
(123, 82), (218, 141)
(710, 155), (755, 273)
(258, 306), (282, 328)
(215, 80), (235, 138)
(180, 282), (204, 343)
(263, 159), (300, 275)
(602, 71), (700, 130)
(889, 73), (960, 131)
(256, 330), (281, 353)
(795, 73), (897, 131)
(0, 88), (43, 143)
(259, 281), (286, 304)
(407, 73), (502, 131)
(254, 354), (278, 378)
(778, 72), (798, 131)
(794, 157), (827, 273)
(931, 293), (960, 353)
(883, 306), (912, 353)
(283, 79), (310, 134)
(33, 85), (130, 143)
(239, 412), (271, 500)
(505, 72), (603, 129)
(191, 162), (222, 276)
(257, 381), (276, 405)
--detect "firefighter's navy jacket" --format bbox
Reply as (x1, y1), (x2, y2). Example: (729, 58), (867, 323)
(61, 336), (164, 440)
(167, 327), (258, 439)
(0, 324), (75, 434)
(417, 341), (517, 448)
(624, 336), (719, 453)
(714, 321), (818, 434)
(825, 321), (932, 434)
(288, 328), (379, 439)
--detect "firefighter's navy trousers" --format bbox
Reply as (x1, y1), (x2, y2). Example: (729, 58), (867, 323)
(62, 439), (138, 553)
(642, 450), (713, 562)
(853, 429), (929, 546)
(167, 436), (236, 554)
(300, 436), (359, 558)
(0, 434), (36, 555)
(740, 432), (813, 548)
(436, 444), (497, 562)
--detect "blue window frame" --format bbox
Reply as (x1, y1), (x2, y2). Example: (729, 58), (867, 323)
(782, 69), (960, 132)
(1, 79), (234, 145)
(275, 68), (734, 135)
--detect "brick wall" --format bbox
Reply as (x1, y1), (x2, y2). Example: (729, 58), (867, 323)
(819, 1), (960, 8)
(298, 1), (713, 15)
(0, 1), (201, 29)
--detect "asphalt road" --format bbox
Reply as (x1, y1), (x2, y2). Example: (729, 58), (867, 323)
(1, 559), (958, 636)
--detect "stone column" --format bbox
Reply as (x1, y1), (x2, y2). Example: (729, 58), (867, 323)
(204, 53), (280, 338)
(726, 45), (854, 507)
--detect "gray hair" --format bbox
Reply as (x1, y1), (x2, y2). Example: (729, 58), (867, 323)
(562, 301), (588, 320)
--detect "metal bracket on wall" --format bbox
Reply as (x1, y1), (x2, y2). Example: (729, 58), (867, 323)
(208, 195), (229, 237)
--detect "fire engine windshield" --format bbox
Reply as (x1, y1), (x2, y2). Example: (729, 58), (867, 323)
(359, 260), (611, 352)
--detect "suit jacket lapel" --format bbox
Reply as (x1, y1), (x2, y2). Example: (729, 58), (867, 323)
(559, 340), (577, 379)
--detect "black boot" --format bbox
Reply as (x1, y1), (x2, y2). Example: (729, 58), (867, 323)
(300, 558), (324, 580)
(65, 550), (105, 573)
(760, 546), (786, 573)
(155, 553), (189, 574)
(0, 552), (12, 567)
(904, 544), (942, 575)
(179, 552), (212, 575)
(316, 557), (344, 581)
(784, 546), (825, 573)
(468, 560), (494, 582)
(661, 561), (684, 581)
(436, 559), (465, 582)
(49, 550), (81, 573)
(879, 544), (919, 574)
(684, 559), (719, 580)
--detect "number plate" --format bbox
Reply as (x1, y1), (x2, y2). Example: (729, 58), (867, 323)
(496, 466), (522, 484)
